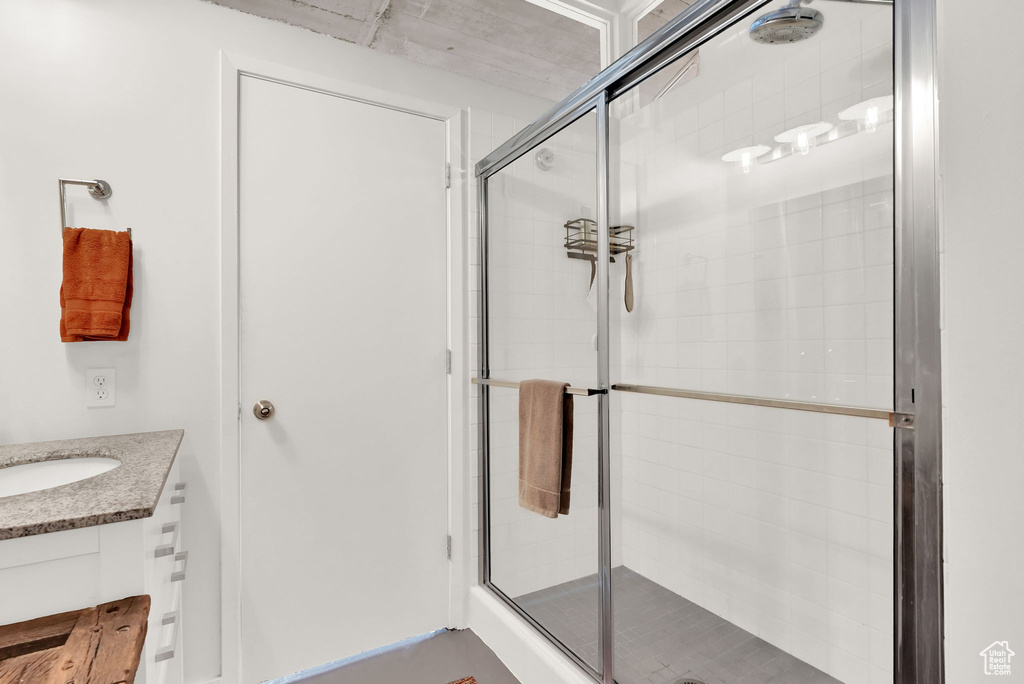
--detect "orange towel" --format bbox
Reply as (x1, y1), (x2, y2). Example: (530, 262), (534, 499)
(60, 228), (133, 342)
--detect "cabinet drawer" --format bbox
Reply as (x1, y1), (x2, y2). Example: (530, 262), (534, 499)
(145, 460), (185, 597)
(145, 586), (183, 684)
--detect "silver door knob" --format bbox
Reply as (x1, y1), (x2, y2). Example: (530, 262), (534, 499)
(253, 400), (275, 420)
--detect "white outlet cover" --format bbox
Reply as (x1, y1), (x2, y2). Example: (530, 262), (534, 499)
(86, 368), (116, 407)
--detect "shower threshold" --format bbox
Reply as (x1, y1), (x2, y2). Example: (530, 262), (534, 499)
(515, 567), (841, 684)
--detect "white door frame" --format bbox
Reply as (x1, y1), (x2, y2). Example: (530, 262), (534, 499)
(521, 0), (619, 67)
(219, 51), (468, 683)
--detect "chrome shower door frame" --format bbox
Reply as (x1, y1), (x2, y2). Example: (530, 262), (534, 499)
(475, 0), (943, 682)
(894, 0), (943, 681)
(476, 97), (609, 682)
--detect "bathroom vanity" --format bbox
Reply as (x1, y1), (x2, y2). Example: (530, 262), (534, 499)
(0, 430), (185, 684)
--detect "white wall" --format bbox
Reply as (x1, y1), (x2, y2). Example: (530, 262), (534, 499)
(0, 2), (549, 682)
(938, 1), (1024, 682)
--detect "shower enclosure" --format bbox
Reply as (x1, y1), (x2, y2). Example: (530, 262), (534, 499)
(475, 1), (941, 683)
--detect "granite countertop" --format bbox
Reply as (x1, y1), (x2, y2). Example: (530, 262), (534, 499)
(0, 430), (184, 540)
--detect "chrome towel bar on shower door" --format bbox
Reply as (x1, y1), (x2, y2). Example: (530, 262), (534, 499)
(612, 383), (911, 427)
(472, 377), (605, 397)
(473, 377), (910, 426)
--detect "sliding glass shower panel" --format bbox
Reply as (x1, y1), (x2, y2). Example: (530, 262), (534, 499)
(484, 112), (604, 674)
(608, 1), (895, 683)
(613, 1), (894, 408)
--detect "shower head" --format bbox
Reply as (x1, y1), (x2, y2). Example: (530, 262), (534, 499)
(749, 1), (823, 44)
(748, 0), (892, 45)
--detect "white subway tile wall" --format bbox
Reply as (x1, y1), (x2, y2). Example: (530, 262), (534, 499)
(613, 5), (894, 684)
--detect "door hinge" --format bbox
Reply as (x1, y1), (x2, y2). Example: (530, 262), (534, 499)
(445, 162), (451, 189)
(237, 402), (242, 420)
(446, 534), (452, 560)
(445, 349), (452, 375)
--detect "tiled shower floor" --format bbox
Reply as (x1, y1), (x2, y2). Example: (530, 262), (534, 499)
(515, 567), (841, 684)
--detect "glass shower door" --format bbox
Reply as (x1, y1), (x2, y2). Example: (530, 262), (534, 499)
(481, 111), (606, 677)
(608, 1), (895, 683)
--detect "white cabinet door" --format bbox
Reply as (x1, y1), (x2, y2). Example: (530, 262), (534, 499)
(238, 75), (449, 683)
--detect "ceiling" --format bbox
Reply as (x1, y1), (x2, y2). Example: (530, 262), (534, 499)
(206, 0), (603, 101)
(637, 0), (694, 41)
(636, 0), (698, 105)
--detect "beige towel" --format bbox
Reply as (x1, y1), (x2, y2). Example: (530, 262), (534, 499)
(518, 379), (574, 518)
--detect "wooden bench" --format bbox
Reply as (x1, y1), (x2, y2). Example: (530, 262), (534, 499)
(0, 595), (150, 684)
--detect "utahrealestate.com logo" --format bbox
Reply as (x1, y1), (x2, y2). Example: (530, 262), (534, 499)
(981, 641), (1015, 676)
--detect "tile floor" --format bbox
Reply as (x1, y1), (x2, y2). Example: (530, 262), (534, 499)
(515, 567), (842, 684)
(294, 628), (519, 684)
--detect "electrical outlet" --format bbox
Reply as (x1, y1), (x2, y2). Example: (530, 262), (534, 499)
(86, 368), (116, 407)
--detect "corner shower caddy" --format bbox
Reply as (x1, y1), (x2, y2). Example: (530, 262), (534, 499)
(563, 218), (635, 257)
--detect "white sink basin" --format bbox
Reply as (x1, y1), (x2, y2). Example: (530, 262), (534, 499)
(0, 457), (121, 498)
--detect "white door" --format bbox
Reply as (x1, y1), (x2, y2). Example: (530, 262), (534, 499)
(238, 75), (449, 683)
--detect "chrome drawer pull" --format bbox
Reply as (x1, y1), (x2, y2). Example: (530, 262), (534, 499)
(154, 608), (180, 662)
(154, 521), (179, 558)
(171, 481), (187, 505)
(172, 550), (188, 582)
